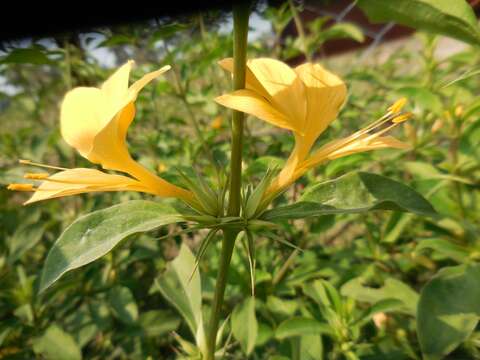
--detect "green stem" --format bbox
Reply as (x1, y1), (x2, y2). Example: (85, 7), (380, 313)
(63, 39), (72, 90)
(205, 4), (250, 360)
(227, 6), (249, 217)
(163, 43), (218, 174)
(288, 0), (311, 62)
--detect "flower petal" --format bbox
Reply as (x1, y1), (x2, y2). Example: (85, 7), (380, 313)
(218, 58), (270, 99)
(24, 168), (151, 204)
(101, 60), (133, 108)
(294, 63), (347, 158)
(127, 65), (171, 102)
(62, 62), (170, 174)
(215, 89), (300, 133)
(88, 102), (136, 170)
(247, 58), (307, 131)
(60, 87), (107, 158)
(60, 63), (134, 160)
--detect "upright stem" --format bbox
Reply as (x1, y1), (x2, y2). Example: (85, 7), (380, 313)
(205, 4), (250, 360)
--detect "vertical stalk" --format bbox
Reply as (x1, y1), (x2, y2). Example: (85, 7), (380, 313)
(205, 4), (250, 360)
(288, 0), (311, 62)
(227, 4), (249, 217)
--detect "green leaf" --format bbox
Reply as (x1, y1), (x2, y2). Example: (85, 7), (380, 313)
(256, 322), (274, 346)
(404, 161), (473, 184)
(275, 318), (332, 340)
(341, 277), (419, 315)
(189, 229), (218, 283)
(415, 238), (470, 263)
(356, 299), (404, 326)
(244, 231), (256, 295)
(231, 297), (258, 355)
(300, 334), (324, 360)
(139, 310), (181, 337)
(417, 263), (480, 359)
(266, 296), (299, 317)
(98, 34), (135, 47)
(303, 280), (342, 314)
(357, 0), (480, 46)
(7, 218), (46, 262)
(108, 286), (138, 325)
(1, 48), (53, 65)
(397, 87), (443, 114)
(320, 22), (365, 43)
(150, 23), (189, 44)
(262, 172), (436, 221)
(244, 156), (284, 178)
(32, 325), (82, 360)
(40, 200), (183, 292)
(152, 243), (206, 351)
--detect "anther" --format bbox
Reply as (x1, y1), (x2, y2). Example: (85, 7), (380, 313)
(388, 98), (407, 114)
(393, 112), (413, 123)
(7, 183), (35, 191)
(24, 173), (49, 180)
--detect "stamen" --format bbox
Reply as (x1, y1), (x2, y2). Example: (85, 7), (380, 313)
(19, 159), (68, 171)
(388, 98), (407, 113)
(7, 183), (35, 191)
(361, 112), (396, 134)
(24, 173), (49, 180)
(392, 112), (413, 123)
(304, 107), (411, 169)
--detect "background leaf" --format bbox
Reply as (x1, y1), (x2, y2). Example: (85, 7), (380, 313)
(357, 0), (480, 46)
(32, 325), (82, 360)
(417, 263), (480, 359)
(341, 277), (419, 315)
(231, 297), (258, 355)
(0, 48), (54, 65)
(152, 243), (206, 350)
(275, 318), (331, 340)
(108, 286), (139, 325)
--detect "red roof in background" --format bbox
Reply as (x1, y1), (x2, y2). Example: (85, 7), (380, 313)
(283, 0), (480, 63)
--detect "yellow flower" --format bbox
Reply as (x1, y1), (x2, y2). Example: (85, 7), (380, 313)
(215, 58), (411, 200)
(8, 61), (193, 204)
(211, 115), (223, 130)
(157, 162), (168, 173)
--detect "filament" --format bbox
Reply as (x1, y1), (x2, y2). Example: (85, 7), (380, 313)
(24, 173), (49, 180)
(19, 159), (68, 171)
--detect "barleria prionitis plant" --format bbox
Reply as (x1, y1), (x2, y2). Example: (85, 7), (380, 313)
(16, 1), (480, 359)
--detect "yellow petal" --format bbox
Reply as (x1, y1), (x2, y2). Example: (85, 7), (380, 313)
(274, 136), (305, 189)
(266, 64), (347, 195)
(24, 168), (150, 204)
(88, 102), (136, 170)
(218, 58), (309, 134)
(127, 65), (171, 102)
(215, 89), (301, 133)
(60, 87), (107, 158)
(294, 63), (347, 159)
(247, 58), (307, 131)
(218, 58), (270, 99)
(61, 61), (170, 171)
(101, 60), (133, 108)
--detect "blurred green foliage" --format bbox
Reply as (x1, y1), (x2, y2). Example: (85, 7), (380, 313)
(1, 1), (480, 359)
